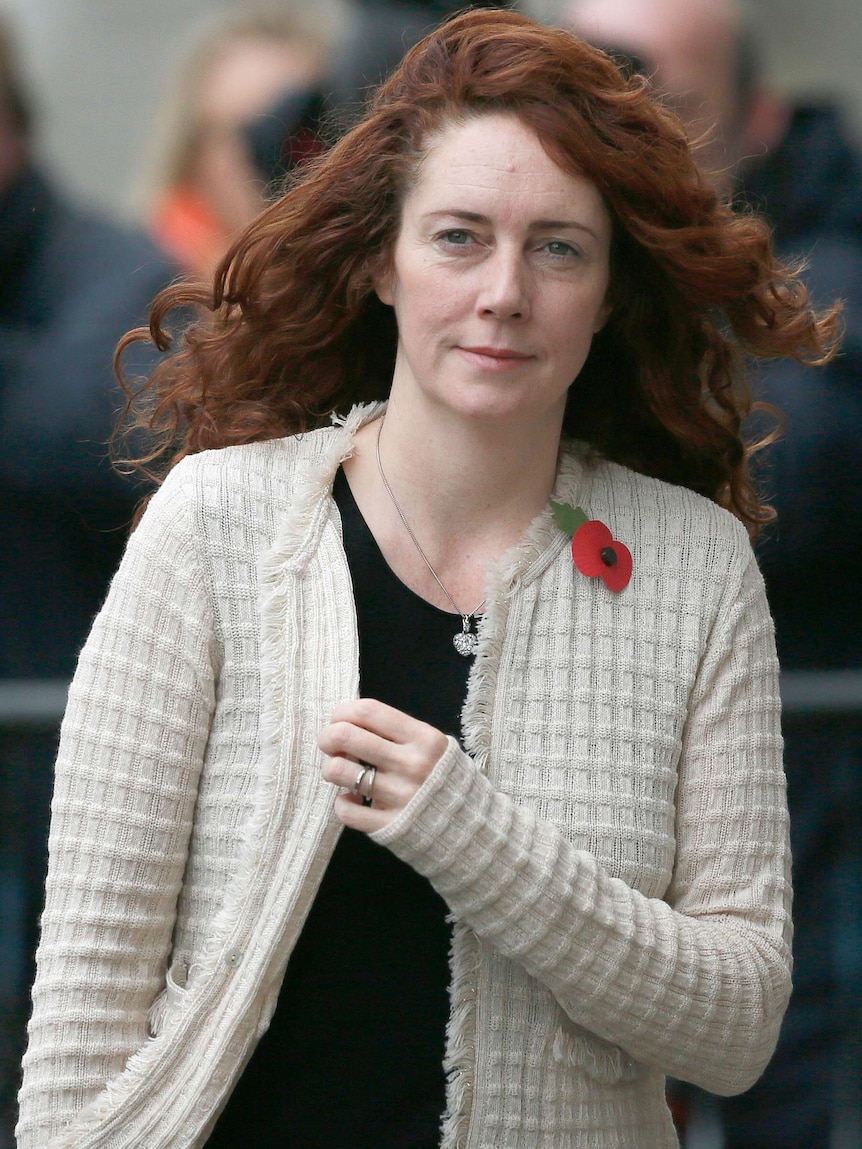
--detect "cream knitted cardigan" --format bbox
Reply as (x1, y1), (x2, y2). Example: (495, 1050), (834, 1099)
(17, 405), (792, 1149)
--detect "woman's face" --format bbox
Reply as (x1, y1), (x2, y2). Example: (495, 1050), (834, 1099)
(375, 112), (613, 432)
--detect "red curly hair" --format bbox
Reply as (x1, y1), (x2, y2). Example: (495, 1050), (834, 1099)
(117, 7), (839, 534)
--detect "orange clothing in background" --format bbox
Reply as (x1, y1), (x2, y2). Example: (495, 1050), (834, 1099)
(151, 186), (230, 280)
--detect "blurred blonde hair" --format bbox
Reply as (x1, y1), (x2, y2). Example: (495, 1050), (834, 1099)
(134, 1), (347, 214)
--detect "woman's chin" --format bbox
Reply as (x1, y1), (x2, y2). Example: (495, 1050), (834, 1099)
(427, 388), (565, 434)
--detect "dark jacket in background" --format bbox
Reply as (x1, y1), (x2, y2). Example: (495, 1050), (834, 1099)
(744, 104), (862, 669)
(0, 167), (173, 677)
(720, 103), (862, 1149)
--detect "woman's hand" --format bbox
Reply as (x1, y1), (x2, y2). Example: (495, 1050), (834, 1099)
(318, 699), (449, 831)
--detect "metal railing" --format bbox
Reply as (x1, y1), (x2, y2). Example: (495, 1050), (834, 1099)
(3, 671), (862, 729)
(0, 680), (70, 729)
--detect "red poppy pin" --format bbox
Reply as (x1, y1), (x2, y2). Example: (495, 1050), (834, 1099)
(550, 500), (633, 593)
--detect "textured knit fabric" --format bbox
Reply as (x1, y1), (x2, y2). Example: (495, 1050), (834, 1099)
(17, 405), (792, 1149)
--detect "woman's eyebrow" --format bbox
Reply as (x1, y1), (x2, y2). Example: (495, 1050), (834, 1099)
(421, 208), (600, 238)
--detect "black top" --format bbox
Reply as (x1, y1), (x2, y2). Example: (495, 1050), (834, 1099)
(206, 467), (472, 1148)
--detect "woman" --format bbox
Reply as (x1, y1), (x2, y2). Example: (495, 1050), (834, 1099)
(18, 10), (837, 1148)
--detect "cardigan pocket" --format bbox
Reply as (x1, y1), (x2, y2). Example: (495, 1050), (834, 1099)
(552, 1017), (639, 1084)
(147, 956), (190, 1038)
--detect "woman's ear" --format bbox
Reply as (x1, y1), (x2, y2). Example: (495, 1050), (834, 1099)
(593, 296), (612, 333)
(369, 252), (395, 306)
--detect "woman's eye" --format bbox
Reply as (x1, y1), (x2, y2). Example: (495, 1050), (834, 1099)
(545, 240), (579, 258)
(439, 230), (473, 246)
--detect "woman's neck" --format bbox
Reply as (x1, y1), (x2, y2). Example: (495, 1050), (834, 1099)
(342, 398), (564, 613)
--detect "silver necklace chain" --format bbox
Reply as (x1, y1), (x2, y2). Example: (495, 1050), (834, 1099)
(375, 419), (485, 656)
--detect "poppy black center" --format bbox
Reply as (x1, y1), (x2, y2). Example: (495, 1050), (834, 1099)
(600, 545), (617, 567)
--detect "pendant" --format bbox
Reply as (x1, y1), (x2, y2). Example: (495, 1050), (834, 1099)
(453, 617), (479, 657)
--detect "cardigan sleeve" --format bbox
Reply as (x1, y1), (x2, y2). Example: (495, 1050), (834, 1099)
(371, 548), (792, 1096)
(16, 467), (218, 1149)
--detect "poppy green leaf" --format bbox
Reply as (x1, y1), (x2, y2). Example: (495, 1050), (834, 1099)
(550, 499), (589, 538)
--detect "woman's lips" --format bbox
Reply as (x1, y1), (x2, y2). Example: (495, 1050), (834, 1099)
(458, 345), (534, 367)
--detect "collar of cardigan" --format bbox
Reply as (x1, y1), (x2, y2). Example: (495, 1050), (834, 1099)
(264, 401), (592, 591)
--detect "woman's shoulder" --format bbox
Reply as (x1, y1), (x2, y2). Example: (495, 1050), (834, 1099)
(575, 450), (748, 543)
(161, 403), (383, 499)
(172, 426), (339, 484)
(127, 427), (344, 564)
(557, 445), (755, 591)
(153, 427), (340, 513)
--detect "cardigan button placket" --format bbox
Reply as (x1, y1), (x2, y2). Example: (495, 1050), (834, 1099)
(224, 948), (243, 968)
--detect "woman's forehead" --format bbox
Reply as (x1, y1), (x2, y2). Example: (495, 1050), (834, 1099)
(402, 114), (610, 232)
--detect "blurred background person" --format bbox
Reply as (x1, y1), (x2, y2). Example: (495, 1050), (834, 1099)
(543, 0), (862, 1145)
(143, 2), (485, 277)
(0, 16), (175, 1147)
(139, 5), (336, 281)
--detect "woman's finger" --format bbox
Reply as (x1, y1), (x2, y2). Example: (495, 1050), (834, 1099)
(318, 722), (405, 774)
(329, 697), (443, 749)
(319, 700), (449, 829)
(319, 714), (447, 781)
(332, 789), (391, 831)
(321, 756), (414, 811)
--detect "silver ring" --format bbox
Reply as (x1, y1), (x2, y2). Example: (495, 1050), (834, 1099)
(352, 764), (369, 795)
(362, 765), (377, 807)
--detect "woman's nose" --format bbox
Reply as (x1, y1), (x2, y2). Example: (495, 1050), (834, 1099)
(476, 248), (531, 320)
